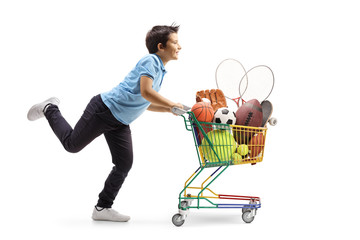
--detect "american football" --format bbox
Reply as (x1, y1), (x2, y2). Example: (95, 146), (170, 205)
(235, 99), (263, 127)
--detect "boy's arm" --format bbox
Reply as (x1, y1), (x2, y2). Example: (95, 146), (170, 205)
(140, 76), (182, 112)
(146, 104), (170, 112)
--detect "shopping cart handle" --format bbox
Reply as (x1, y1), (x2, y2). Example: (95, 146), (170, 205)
(171, 104), (191, 116)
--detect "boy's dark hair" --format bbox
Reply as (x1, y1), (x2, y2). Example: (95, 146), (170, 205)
(146, 24), (180, 54)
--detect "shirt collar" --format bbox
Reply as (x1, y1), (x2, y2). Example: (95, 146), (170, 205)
(154, 54), (167, 73)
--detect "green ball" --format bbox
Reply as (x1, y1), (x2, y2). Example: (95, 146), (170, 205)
(232, 152), (242, 165)
(237, 144), (249, 156)
(201, 130), (237, 162)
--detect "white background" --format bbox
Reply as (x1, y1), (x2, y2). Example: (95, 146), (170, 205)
(1, 0), (359, 239)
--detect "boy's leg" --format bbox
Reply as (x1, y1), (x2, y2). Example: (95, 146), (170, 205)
(45, 95), (108, 153)
(97, 124), (133, 209)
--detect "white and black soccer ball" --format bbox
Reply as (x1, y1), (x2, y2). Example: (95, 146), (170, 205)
(213, 107), (236, 129)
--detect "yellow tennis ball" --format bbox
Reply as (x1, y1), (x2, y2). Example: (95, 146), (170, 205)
(232, 152), (242, 165)
(237, 144), (249, 156)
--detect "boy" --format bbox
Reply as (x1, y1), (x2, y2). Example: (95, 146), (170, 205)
(27, 24), (183, 222)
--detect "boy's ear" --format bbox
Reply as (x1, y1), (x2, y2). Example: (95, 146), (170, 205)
(157, 43), (164, 52)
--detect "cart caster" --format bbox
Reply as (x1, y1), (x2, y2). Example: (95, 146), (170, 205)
(242, 210), (255, 223)
(180, 201), (188, 208)
(242, 199), (257, 214)
(172, 213), (185, 227)
(242, 208), (251, 214)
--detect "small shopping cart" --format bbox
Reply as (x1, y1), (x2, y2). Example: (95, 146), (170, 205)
(171, 107), (268, 226)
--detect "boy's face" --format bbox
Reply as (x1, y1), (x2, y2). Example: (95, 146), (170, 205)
(162, 33), (181, 61)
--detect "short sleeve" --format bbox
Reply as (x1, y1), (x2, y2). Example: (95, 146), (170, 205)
(136, 56), (159, 80)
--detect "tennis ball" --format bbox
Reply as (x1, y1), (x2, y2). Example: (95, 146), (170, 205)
(201, 130), (237, 163)
(232, 153), (242, 165)
(237, 144), (249, 156)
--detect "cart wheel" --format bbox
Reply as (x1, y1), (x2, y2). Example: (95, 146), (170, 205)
(242, 208), (250, 214)
(180, 201), (188, 208)
(172, 214), (185, 227)
(242, 211), (255, 223)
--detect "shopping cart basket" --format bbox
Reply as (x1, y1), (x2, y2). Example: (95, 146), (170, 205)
(171, 106), (268, 226)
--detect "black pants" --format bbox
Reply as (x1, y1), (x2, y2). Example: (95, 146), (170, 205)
(45, 95), (133, 208)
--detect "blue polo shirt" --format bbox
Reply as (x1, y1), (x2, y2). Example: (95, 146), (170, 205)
(101, 54), (166, 125)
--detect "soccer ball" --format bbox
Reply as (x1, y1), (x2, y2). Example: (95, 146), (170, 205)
(213, 107), (236, 129)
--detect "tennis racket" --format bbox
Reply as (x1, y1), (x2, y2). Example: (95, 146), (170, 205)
(215, 58), (248, 108)
(238, 65), (274, 104)
(239, 65), (277, 127)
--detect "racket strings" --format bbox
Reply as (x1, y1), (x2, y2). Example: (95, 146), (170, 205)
(239, 65), (274, 103)
(215, 59), (274, 107)
(215, 58), (247, 106)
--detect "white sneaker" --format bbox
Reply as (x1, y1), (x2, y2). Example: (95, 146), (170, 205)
(27, 97), (60, 121)
(92, 206), (130, 222)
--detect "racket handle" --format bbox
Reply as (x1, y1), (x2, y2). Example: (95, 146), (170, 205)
(269, 117), (277, 126)
(171, 104), (191, 116)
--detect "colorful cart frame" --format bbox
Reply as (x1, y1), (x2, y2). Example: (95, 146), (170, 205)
(172, 111), (267, 226)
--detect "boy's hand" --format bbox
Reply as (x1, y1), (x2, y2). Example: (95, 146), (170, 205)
(172, 103), (183, 110)
(195, 89), (227, 111)
(170, 103), (183, 115)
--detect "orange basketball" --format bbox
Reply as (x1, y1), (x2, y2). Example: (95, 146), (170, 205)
(191, 102), (214, 122)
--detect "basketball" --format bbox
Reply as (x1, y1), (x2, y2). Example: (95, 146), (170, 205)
(249, 133), (265, 158)
(191, 102), (214, 122)
(235, 99), (263, 127)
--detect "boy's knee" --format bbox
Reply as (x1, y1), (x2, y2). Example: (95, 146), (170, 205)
(112, 165), (131, 178)
(64, 144), (83, 153)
